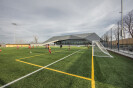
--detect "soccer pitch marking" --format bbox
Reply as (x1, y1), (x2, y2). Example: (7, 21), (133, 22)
(17, 47), (96, 88)
(19, 50), (63, 60)
(16, 59), (92, 81)
(91, 47), (95, 88)
(0, 50), (81, 88)
(16, 48), (95, 88)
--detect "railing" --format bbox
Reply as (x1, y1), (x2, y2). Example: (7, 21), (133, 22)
(102, 41), (133, 58)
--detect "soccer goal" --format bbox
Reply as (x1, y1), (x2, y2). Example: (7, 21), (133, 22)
(92, 41), (113, 58)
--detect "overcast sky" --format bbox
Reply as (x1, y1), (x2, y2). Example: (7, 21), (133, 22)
(0, 0), (133, 43)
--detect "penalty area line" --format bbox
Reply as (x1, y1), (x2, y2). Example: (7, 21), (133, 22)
(0, 50), (81, 88)
(16, 59), (91, 81)
(18, 50), (63, 60)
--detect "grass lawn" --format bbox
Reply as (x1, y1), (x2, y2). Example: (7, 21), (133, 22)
(0, 46), (133, 88)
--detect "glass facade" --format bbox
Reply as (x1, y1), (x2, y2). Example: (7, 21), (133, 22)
(55, 39), (90, 45)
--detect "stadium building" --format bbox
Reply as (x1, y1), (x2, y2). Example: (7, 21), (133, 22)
(44, 33), (101, 45)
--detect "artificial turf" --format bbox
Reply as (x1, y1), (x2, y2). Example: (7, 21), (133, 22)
(94, 51), (133, 88)
(0, 46), (133, 88)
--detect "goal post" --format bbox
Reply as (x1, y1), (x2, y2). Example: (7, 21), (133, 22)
(92, 41), (113, 58)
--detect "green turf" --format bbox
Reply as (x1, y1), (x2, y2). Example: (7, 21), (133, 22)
(94, 52), (133, 88)
(0, 46), (133, 88)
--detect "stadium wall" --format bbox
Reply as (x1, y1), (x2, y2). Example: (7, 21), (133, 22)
(30, 44), (45, 47)
(6, 44), (30, 47)
(111, 38), (133, 45)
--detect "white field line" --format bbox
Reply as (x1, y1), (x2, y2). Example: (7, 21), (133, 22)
(0, 50), (81, 88)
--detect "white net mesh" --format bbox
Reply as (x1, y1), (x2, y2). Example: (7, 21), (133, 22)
(92, 41), (113, 58)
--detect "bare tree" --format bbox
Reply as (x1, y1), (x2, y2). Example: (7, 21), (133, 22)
(113, 23), (121, 41)
(101, 33), (109, 42)
(113, 28), (118, 41)
(33, 35), (39, 43)
(16, 39), (26, 44)
(105, 32), (110, 42)
(123, 10), (133, 38)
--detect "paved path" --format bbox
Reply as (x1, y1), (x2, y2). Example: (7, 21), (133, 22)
(107, 48), (133, 59)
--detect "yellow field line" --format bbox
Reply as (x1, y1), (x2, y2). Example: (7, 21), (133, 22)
(44, 67), (91, 81)
(16, 59), (43, 68)
(16, 59), (92, 81)
(18, 50), (63, 60)
(19, 54), (43, 60)
(91, 47), (95, 88)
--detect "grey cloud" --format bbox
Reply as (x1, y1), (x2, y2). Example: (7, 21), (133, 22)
(0, 0), (133, 43)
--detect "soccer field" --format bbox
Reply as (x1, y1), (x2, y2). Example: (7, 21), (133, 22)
(0, 46), (133, 88)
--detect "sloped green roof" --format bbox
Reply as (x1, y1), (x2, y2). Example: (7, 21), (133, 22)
(44, 33), (100, 44)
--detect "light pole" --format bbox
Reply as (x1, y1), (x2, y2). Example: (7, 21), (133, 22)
(12, 23), (17, 44)
(111, 28), (112, 49)
(118, 22), (120, 51)
(121, 0), (124, 37)
(120, 0), (124, 51)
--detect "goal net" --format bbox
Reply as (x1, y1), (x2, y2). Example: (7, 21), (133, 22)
(92, 41), (113, 58)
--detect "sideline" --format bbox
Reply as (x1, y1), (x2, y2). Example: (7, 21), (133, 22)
(19, 50), (63, 60)
(16, 59), (91, 81)
(91, 47), (95, 88)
